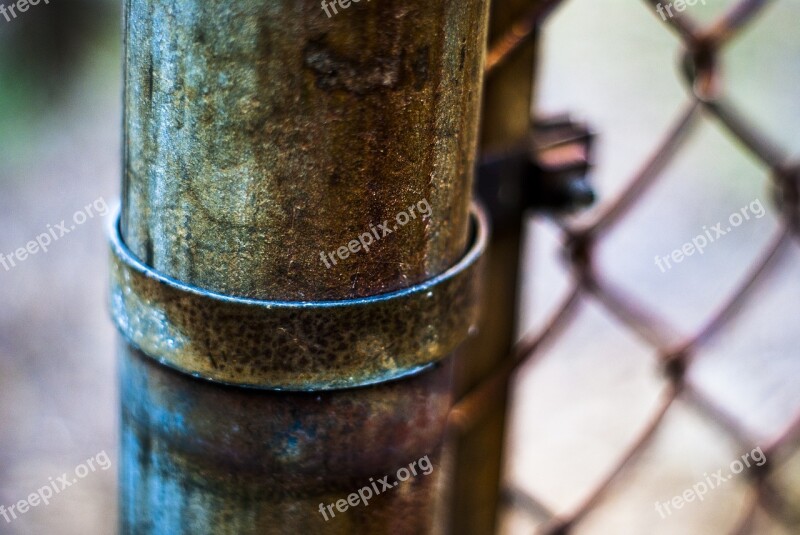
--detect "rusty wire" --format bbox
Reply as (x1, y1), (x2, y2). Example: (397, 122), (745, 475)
(452, 0), (800, 533)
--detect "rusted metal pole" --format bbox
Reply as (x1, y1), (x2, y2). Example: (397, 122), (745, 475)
(112, 1), (489, 534)
(449, 1), (542, 533)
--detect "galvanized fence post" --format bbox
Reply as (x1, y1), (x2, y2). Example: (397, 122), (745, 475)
(111, 1), (489, 533)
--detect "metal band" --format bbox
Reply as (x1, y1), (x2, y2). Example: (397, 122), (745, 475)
(109, 204), (488, 391)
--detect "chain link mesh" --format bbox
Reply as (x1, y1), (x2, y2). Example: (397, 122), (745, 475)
(451, 1), (800, 532)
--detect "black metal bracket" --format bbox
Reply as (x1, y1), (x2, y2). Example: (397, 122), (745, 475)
(477, 113), (597, 231)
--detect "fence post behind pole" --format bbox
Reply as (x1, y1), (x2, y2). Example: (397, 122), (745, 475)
(450, 0), (543, 533)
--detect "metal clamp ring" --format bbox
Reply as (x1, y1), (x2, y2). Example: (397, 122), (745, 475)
(109, 203), (488, 391)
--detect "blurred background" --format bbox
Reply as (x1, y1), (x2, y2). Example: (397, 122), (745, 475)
(0, 0), (797, 534)
(0, 0), (119, 532)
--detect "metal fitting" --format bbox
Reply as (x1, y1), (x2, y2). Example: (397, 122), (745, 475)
(110, 205), (488, 391)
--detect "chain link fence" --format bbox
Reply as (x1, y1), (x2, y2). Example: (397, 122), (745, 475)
(452, 0), (800, 533)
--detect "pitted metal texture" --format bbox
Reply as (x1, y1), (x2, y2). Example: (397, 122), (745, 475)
(110, 204), (488, 391)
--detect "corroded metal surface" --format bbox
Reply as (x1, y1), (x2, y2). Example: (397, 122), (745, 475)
(121, 343), (455, 535)
(122, 0), (489, 301)
(110, 207), (487, 390)
(449, 1), (547, 534)
(117, 0), (490, 533)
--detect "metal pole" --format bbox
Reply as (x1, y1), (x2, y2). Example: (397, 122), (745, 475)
(112, 1), (489, 534)
(448, 2), (594, 532)
(449, 1), (541, 533)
